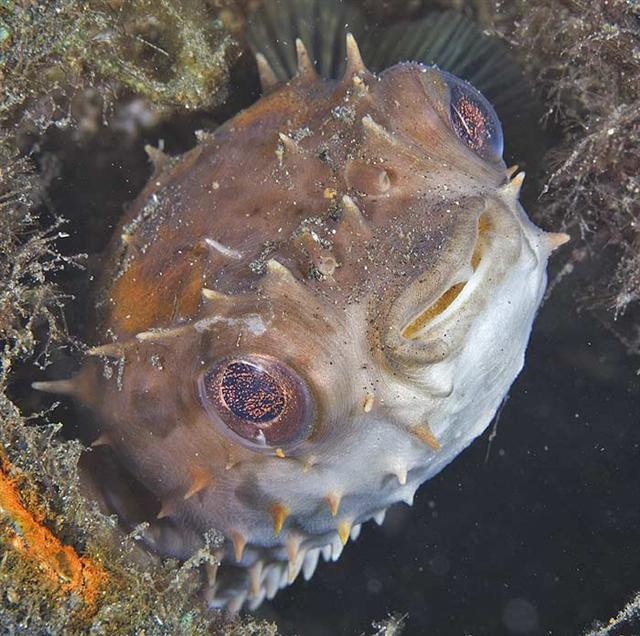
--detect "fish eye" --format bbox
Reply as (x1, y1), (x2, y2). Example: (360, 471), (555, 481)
(198, 354), (314, 452)
(442, 71), (504, 161)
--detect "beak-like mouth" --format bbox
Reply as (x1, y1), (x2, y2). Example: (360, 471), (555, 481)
(401, 213), (493, 341)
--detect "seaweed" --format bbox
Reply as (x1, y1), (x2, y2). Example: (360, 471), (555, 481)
(504, 0), (640, 353)
(0, 1), (278, 633)
(1, 0), (237, 130)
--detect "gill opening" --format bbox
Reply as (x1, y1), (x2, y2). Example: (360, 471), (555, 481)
(401, 214), (492, 340)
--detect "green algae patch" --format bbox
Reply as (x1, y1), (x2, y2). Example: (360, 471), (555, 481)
(0, 0), (237, 125)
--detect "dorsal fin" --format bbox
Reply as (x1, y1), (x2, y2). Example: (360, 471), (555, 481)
(246, 1), (541, 165)
(246, 0), (365, 82)
(361, 11), (542, 165)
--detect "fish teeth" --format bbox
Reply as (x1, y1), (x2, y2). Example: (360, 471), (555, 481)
(303, 548), (321, 581)
(331, 534), (344, 561)
(350, 524), (362, 541)
(264, 565), (281, 599)
(279, 565), (290, 589)
(226, 590), (247, 614)
(247, 587), (266, 611)
(288, 551), (305, 584)
(374, 509), (387, 526)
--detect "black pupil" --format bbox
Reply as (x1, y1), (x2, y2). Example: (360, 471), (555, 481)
(450, 84), (489, 154)
(220, 361), (285, 423)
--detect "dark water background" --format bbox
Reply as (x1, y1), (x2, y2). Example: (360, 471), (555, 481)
(259, 285), (640, 635)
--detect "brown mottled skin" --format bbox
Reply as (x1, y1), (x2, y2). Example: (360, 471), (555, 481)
(68, 39), (557, 610)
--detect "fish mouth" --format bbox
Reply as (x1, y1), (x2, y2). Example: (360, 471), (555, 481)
(401, 213), (492, 340)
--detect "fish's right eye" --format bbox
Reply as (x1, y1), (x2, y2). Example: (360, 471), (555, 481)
(443, 71), (504, 162)
(198, 354), (315, 453)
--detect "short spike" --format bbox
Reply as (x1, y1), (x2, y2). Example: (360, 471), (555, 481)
(230, 530), (247, 562)
(266, 258), (296, 281)
(183, 467), (211, 500)
(274, 447), (286, 458)
(156, 500), (176, 520)
(264, 565), (281, 599)
(344, 33), (368, 78)
(203, 237), (242, 260)
(255, 52), (279, 91)
(331, 534), (344, 561)
(295, 38), (316, 80)
(362, 115), (397, 146)
(350, 524), (362, 541)
(325, 492), (341, 517)
(502, 171), (525, 202)
(321, 544), (332, 562)
(288, 552), (304, 584)
(413, 423), (441, 451)
(362, 392), (375, 412)
(394, 464), (408, 486)
(120, 232), (135, 247)
(286, 533), (301, 565)
(32, 378), (78, 396)
(506, 164), (519, 178)
(144, 143), (168, 171)
(401, 489), (416, 506)
(278, 132), (301, 155)
(341, 194), (371, 237)
(544, 232), (570, 251)
(90, 433), (110, 448)
(278, 565), (289, 588)
(286, 534), (304, 582)
(302, 455), (317, 472)
(201, 287), (233, 304)
(337, 520), (352, 546)
(136, 325), (188, 342)
(270, 502), (289, 536)
(86, 342), (124, 358)
(511, 171), (525, 190)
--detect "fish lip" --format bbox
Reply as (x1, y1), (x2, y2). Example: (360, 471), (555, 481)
(401, 199), (542, 343)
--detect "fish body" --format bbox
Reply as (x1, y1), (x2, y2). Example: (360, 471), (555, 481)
(40, 14), (566, 612)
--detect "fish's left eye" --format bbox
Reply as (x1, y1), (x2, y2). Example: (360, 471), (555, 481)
(198, 354), (314, 452)
(443, 71), (504, 161)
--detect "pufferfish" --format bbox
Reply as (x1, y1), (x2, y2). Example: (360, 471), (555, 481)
(35, 0), (569, 613)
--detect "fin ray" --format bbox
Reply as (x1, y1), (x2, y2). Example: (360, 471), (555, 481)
(247, 0), (365, 81)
